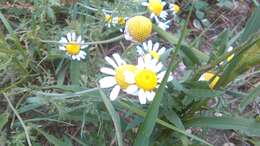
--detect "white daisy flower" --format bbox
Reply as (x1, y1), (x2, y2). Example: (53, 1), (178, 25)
(59, 32), (88, 61)
(99, 53), (137, 100)
(104, 13), (114, 28)
(137, 40), (166, 60)
(219, 46), (234, 65)
(142, 0), (168, 23)
(169, 3), (181, 15)
(124, 54), (173, 104)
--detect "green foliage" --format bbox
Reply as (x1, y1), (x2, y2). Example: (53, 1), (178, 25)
(0, 0), (259, 145)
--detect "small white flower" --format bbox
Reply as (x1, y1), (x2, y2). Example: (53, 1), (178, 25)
(125, 54), (173, 104)
(59, 32), (87, 61)
(137, 40), (166, 60)
(99, 53), (137, 101)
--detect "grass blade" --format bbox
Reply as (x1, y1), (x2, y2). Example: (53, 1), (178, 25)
(133, 4), (195, 146)
(239, 85), (260, 112)
(99, 89), (123, 146)
(185, 116), (260, 137)
(119, 101), (212, 146)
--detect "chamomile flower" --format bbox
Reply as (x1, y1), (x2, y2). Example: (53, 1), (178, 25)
(125, 55), (173, 104)
(219, 46), (234, 65)
(142, 0), (168, 23)
(137, 40), (166, 60)
(124, 16), (152, 42)
(199, 72), (220, 89)
(104, 13), (114, 28)
(169, 3), (181, 15)
(99, 53), (137, 100)
(59, 32), (87, 61)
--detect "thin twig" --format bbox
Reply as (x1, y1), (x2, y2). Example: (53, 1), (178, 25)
(3, 93), (32, 146)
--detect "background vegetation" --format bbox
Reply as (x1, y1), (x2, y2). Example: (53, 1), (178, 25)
(0, 0), (259, 146)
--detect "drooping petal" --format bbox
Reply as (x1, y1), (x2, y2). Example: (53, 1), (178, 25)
(137, 46), (145, 55)
(110, 85), (120, 100)
(100, 67), (116, 75)
(99, 76), (117, 88)
(126, 85), (138, 95)
(76, 35), (82, 43)
(138, 89), (147, 104)
(105, 56), (118, 69)
(146, 91), (155, 101)
(143, 42), (148, 51)
(137, 56), (145, 69)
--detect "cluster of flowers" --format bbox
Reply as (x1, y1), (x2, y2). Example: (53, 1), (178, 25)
(99, 40), (172, 104)
(104, 0), (180, 31)
(57, 0), (234, 104)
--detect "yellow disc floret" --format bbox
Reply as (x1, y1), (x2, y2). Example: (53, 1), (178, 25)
(126, 16), (152, 42)
(117, 16), (126, 25)
(105, 15), (113, 23)
(172, 4), (180, 14)
(115, 64), (137, 89)
(135, 69), (157, 91)
(148, 0), (164, 16)
(149, 51), (160, 60)
(65, 41), (80, 55)
(203, 72), (220, 89)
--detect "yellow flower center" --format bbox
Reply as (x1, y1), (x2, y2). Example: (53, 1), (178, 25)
(65, 41), (80, 55)
(115, 64), (136, 89)
(148, 0), (164, 16)
(172, 4), (180, 14)
(126, 16), (152, 42)
(105, 15), (113, 23)
(117, 16), (126, 25)
(135, 69), (157, 91)
(149, 50), (160, 60)
(202, 72), (220, 89)
(227, 54), (234, 62)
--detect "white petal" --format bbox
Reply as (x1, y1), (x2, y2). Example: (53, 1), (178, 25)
(138, 89), (147, 104)
(59, 46), (66, 51)
(112, 53), (124, 66)
(100, 67), (116, 75)
(126, 85), (138, 95)
(158, 47), (166, 55)
(144, 54), (152, 65)
(152, 43), (160, 52)
(146, 91), (155, 101)
(59, 37), (68, 44)
(168, 75), (173, 82)
(155, 62), (163, 73)
(99, 76), (117, 88)
(147, 40), (153, 51)
(67, 33), (72, 42)
(105, 56), (118, 69)
(72, 55), (76, 60)
(110, 85), (120, 101)
(137, 46), (145, 55)
(76, 35), (82, 43)
(143, 42), (148, 51)
(227, 46), (233, 52)
(76, 55), (81, 61)
(80, 50), (87, 56)
(137, 57), (145, 69)
(71, 32), (76, 41)
(198, 75), (205, 81)
(158, 71), (166, 82)
(124, 71), (136, 84)
(141, 2), (149, 6)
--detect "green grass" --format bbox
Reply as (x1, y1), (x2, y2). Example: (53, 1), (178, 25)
(0, 0), (260, 146)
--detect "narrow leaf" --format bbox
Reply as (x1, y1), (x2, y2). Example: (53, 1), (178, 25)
(239, 85), (260, 112)
(99, 89), (123, 146)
